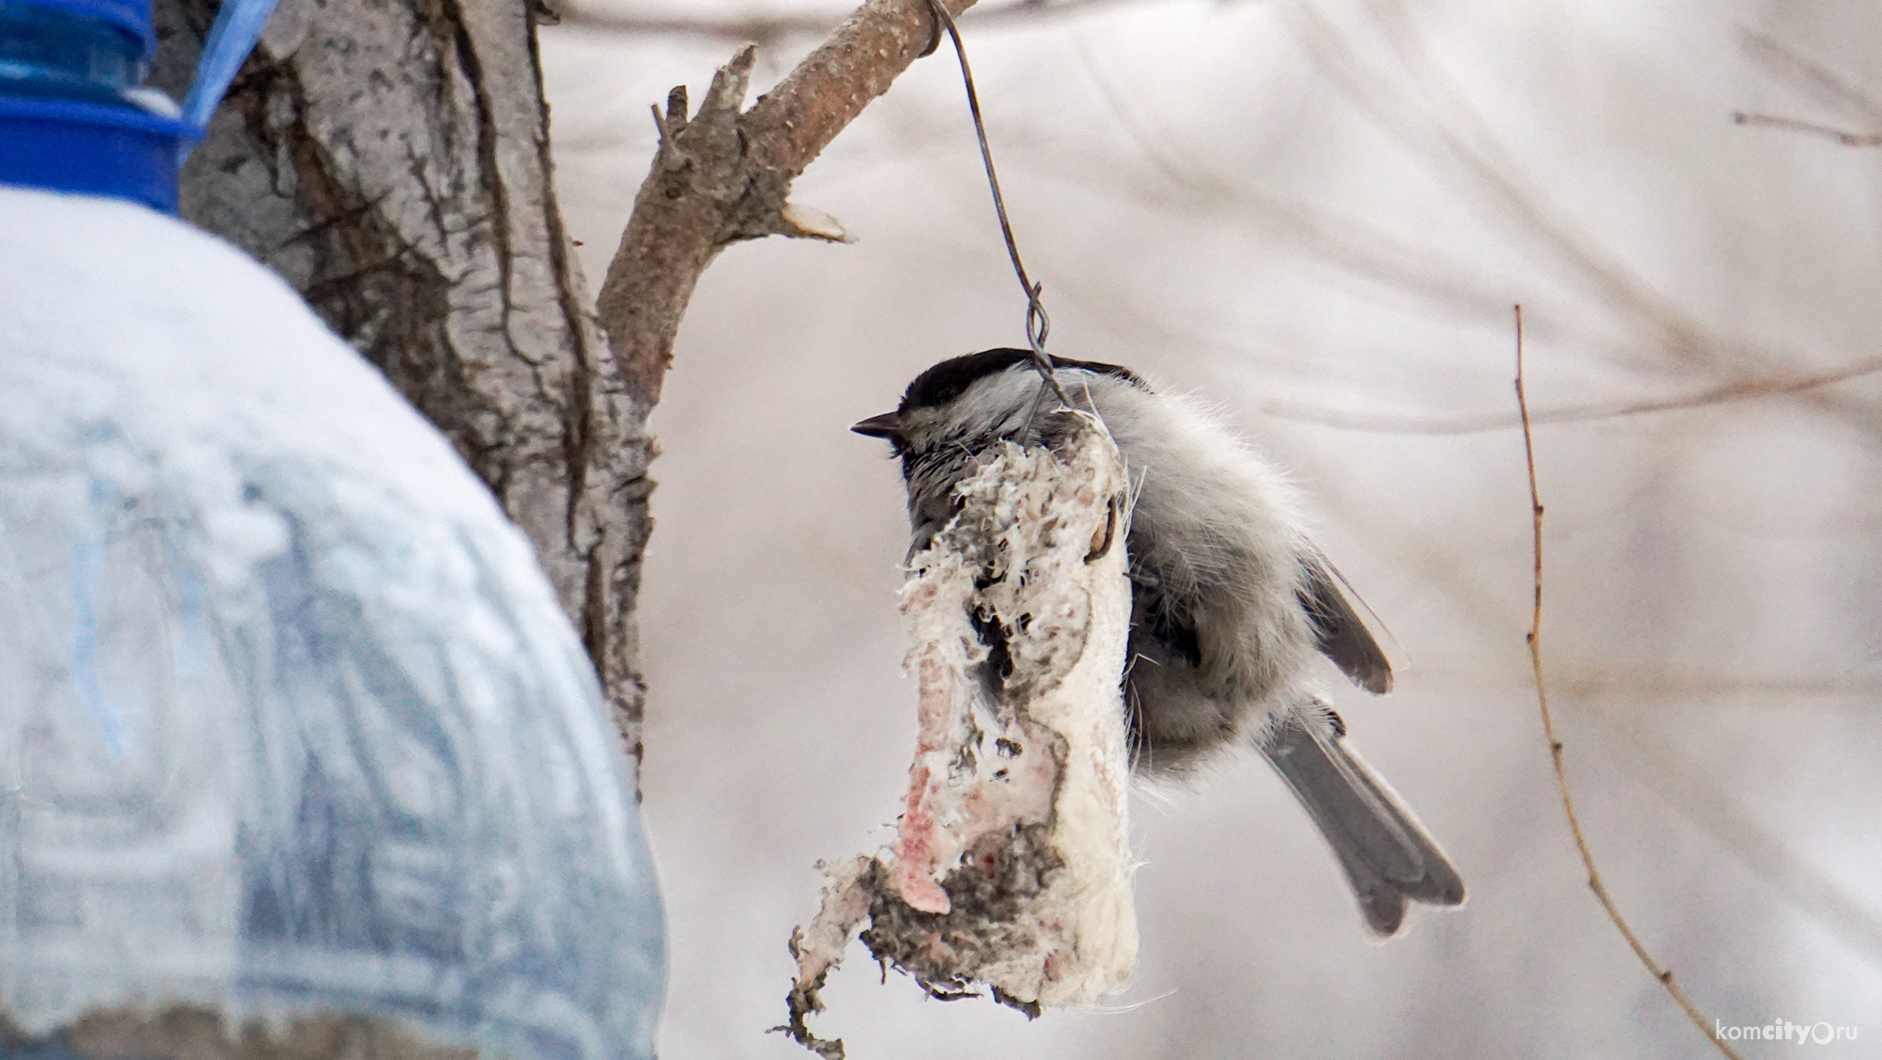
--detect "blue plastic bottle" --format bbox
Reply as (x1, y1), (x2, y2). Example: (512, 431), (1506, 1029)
(0, 0), (150, 102)
(0, 2), (668, 1056)
(0, 0), (193, 210)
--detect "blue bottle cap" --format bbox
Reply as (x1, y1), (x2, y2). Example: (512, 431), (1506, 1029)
(4, 0), (154, 58)
(0, 94), (194, 211)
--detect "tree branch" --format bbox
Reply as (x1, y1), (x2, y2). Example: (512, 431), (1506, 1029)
(594, 0), (977, 406)
(555, 0), (1159, 45)
(158, 0), (659, 769)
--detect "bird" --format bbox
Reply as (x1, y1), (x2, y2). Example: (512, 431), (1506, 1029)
(852, 347), (1465, 937)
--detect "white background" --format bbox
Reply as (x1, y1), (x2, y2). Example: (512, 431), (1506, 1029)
(540, 1), (1882, 1056)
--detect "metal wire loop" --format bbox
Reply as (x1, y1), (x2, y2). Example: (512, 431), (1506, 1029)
(925, 0), (1074, 419)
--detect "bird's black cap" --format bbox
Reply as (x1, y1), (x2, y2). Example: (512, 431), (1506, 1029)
(897, 348), (1141, 413)
(851, 349), (1142, 443)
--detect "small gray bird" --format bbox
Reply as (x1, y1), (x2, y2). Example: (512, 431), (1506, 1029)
(853, 348), (1465, 937)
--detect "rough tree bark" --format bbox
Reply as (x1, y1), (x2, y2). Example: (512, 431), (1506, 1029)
(152, 0), (654, 761)
(152, 0), (979, 769)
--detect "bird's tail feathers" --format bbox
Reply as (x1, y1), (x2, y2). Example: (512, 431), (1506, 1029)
(1259, 704), (1465, 937)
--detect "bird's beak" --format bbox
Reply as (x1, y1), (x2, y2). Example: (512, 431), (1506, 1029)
(850, 412), (904, 441)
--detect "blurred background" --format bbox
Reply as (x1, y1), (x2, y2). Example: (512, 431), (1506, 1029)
(539, 0), (1882, 1056)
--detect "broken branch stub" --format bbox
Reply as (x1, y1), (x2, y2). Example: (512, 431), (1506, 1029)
(781, 413), (1137, 1056)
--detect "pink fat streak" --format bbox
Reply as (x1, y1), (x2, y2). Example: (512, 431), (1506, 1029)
(893, 650), (955, 914)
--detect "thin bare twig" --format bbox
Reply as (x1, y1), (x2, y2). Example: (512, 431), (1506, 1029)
(1734, 28), (1882, 143)
(1261, 351), (1882, 435)
(1516, 305), (1745, 1060)
(1732, 30), (1882, 146)
(1730, 111), (1882, 147)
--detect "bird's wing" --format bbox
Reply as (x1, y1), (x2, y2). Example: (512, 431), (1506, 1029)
(1299, 557), (1394, 694)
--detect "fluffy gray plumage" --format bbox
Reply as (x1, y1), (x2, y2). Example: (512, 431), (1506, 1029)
(854, 349), (1465, 937)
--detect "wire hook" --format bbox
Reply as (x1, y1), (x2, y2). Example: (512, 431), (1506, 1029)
(924, 0), (1074, 425)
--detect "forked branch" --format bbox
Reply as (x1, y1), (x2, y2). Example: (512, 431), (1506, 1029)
(595, 0), (979, 406)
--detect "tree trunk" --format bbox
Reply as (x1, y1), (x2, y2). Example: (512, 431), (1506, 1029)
(148, 0), (975, 778)
(151, 0), (654, 766)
